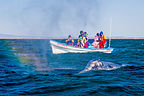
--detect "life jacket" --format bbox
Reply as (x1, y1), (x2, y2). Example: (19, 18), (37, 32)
(103, 34), (107, 44)
(99, 34), (107, 48)
(66, 39), (74, 46)
(100, 34), (106, 41)
(78, 37), (86, 44)
(103, 34), (107, 40)
(82, 37), (86, 43)
(84, 41), (90, 48)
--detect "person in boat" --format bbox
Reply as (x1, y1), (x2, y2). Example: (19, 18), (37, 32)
(76, 31), (84, 47)
(92, 33), (100, 48)
(99, 31), (107, 49)
(78, 38), (84, 48)
(78, 31), (84, 38)
(77, 34), (86, 48)
(84, 32), (88, 39)
(84, 38), (90, 48)
(66, 35), (74, 46)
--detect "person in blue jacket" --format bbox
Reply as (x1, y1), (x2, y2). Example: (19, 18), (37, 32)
(66, 35), (74, 46)
(78, 31), (84, 38)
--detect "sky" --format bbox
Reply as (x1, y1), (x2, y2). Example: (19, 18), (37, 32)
(0, 0), (144, 38)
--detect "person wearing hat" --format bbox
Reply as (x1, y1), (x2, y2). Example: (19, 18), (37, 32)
(99, 31), (107, 48)
(66, 35), (74, 46)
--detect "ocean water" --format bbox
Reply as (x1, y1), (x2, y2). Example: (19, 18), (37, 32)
(0, 39), (144, 96)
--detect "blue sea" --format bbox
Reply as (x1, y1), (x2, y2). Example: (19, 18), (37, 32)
(0, 39), (144, 96)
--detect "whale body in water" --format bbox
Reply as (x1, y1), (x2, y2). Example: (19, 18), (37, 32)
(79, 60), (126, 73)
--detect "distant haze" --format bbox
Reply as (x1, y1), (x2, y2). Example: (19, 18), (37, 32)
(0, 0), (144, 38)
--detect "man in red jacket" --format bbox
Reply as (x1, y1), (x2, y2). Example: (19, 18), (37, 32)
(99, 31), (107, 49)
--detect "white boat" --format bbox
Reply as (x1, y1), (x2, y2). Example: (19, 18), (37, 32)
(50, 40), (114, 54)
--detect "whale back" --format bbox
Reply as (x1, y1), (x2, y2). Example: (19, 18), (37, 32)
(84, 60), (121, 71)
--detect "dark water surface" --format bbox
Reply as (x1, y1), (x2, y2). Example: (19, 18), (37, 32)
(0, 39), (144, 96)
